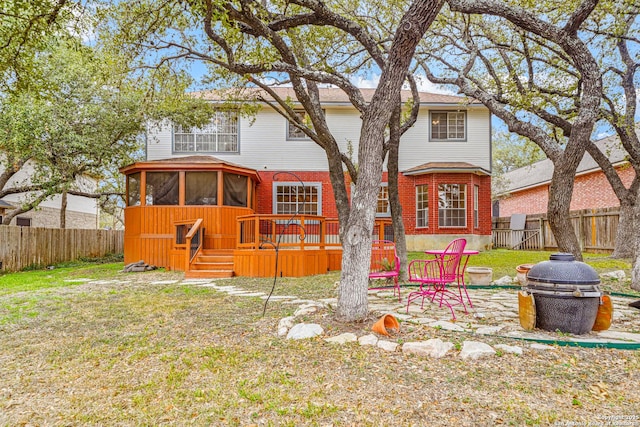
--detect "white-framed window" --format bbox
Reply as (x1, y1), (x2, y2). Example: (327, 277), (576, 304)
(287, 110), (312, 140)
(273, 182), (321, 215)
(430, 111), (466, 141)
(474, 185), (479, 229)
(173, 111), (239, 153)
(376, 184), (390, 217)
(438, 184), (467, 227)
(416, 184), (429, 228)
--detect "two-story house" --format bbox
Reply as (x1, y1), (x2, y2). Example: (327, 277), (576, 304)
(121, 87), (492, 278)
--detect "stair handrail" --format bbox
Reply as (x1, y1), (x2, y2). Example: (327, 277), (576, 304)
(185, 218), (204, 270)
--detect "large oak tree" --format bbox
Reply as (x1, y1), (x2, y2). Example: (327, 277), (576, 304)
(421, 0), (605, 260)
(103, 0), (446, 321)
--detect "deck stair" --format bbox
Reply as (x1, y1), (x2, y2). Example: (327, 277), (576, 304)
(185, 249), (235, 278)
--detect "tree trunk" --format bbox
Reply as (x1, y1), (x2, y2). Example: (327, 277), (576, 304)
(337, 115), (386, 322)
(387, 105), (408, 281)
(547, 166), (582, 260)
(336, 0), (445, 322)
(629, 189), (640, 291)
(612, 198), (636, 259)
(60, 190), (68, 229)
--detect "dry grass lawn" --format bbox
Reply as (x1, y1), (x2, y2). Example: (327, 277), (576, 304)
(1, 266), (640, 426)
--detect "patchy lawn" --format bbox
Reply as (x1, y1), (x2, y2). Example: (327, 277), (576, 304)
(1, 256), (639, 426)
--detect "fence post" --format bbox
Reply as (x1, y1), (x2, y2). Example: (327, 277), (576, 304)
(538, 218), (544, 250)
(579, 211), (584, 251)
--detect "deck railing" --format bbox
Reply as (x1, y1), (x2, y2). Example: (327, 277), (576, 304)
(237, 215), (393, 250)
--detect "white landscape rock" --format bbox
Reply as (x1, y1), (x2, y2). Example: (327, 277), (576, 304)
(260, 295), (297, 301)
(294, 305), (320, 317)
(600, 270), (626, 281)
(358, 334), (379, 346)
(407, 317), (438, 325)
(530, 343), (556, 351)
(493, 275), (516, 285)
(325, 333), (358, 344)
(402, 339), (454, 358)
(277, 316), (296, 336)
(391, 313), (413, 321)
(596, 330), (640, 342)
(286, 323), (324, 340)
(429, 320), (465, 332)
(377, 340), (399, 352)
(494, 344), (524, 355)
(459, 341), (496, 359)
(475, 326), (503, 335)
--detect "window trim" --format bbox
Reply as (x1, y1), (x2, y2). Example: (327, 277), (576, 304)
(172, 110), (240, 154)
(429, 110), (467, 142)
(474, 185), (479, 229)
(415, 184), (429, 229)
(272, 182), (322, 216)
(376, 183), (391, 218)
(438, 183), (467, 228)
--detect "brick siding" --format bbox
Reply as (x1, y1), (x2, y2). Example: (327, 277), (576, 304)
(256, 170), (492, 237)
(499, 165), (636, 217)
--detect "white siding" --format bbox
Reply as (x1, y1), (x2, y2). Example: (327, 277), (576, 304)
(399, 107), (491, 171)
(146, 105), (491, 172)
(1, 160), (99, 215)
(146, 119), (174, 161)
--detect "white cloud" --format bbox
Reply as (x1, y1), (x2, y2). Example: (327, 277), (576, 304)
(350, 74), (380, 89)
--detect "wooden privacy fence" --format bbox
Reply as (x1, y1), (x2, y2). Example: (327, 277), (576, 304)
(0, 225), (124, 272)
(492, 207), (619, 253)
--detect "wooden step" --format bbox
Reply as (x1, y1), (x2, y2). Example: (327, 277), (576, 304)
(191, 261), (234, 271)
(184, 269), (235, 279)
(186, 249), (235, 278)
(195, 255), (234, 263)
(200, 249), (234, 256)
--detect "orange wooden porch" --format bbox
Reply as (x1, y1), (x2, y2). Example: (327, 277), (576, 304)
(124, 207), (392, 278)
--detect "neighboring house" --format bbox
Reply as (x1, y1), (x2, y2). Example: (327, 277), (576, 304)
(0, 199), (13, 224)
(122, 87), (493, 278)
(495, 132), (635, 217)
(0, 161), (100, 228)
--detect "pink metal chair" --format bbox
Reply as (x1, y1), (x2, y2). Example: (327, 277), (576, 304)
(406, 238), (468, 320)
(368, 240), (401, 302)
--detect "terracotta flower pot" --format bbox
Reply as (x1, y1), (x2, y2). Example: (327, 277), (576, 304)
(516, 263), (535, 287)
(372, 314), (400, 336)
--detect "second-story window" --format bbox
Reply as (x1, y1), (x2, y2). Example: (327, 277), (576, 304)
(430, 111), (466, 141)
(173, 111), (238, 153)
(287, 110), (312, 140)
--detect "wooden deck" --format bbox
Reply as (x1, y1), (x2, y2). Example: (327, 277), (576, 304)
(125, 207), (390, 278)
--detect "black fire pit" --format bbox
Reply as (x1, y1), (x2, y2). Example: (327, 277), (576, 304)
(526, 253), (602, 335)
